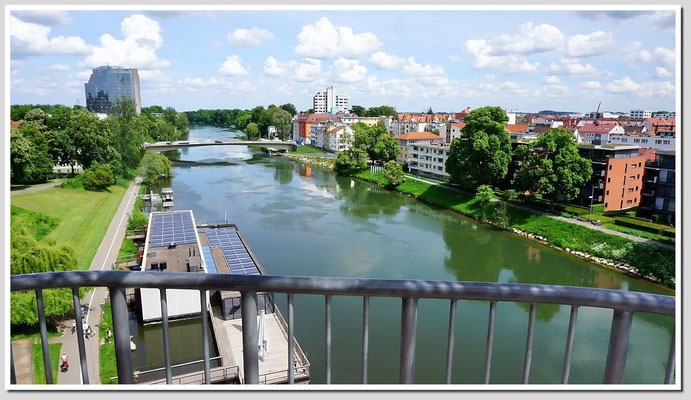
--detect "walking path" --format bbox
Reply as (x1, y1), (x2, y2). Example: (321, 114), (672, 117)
(10, 339), (34, 384)
(10, 181), (61, 196)
(404, 174), (673, 248)
(58, 176), (142, 385)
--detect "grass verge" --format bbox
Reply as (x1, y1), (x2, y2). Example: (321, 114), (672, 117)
(99, 301), (117, 384)
(290, 145), (323, 154)
(352, 169), (675, 287)
(11, 185), (128, 269)
(32, 341), (62, 384)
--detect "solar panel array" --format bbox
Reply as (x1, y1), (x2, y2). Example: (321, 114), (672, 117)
(149, 211), (197, 248)
(200, 227), (260, 275)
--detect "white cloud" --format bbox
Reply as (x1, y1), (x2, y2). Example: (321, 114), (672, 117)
(332, 57), (367, 82)
(20, 87), (49, 96)
(581, 81), (602, 89)
(448, 55), (462, 63)
(294, 17), (381, 59)
(66, 80), (83, 87)
(48, 64), (71, 71)
(655, 67), (672, 78)
(402, 57), (450, 87)
(218, 55), (248, 75)
(264, 56), (288, 76)
(76, 69), (92, 80)
(138, 69), (170, 83)
(10, 15), (91, 57)
(12, 11), (72, 26)
(543, 75), (561, 85)
(293, 58), (322, 81)
(606, 77), (640, 93)
(492, 22), (564, 55)
(227, 27), (275, 47)
(654, 47), (675, 68)
(464, 39), (539, 73)
(368, 51), (404, 69)
(11, 78), (23, 85)
(549, 58), (597, 76)
(565, 30), (614, 57)
(81, 14), (169, 69)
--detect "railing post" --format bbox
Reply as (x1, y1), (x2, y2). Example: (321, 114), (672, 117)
(159, 289), (172, 384)
(445, 299), (457, 384)
(35, 290), (53, 384)
(109, 287), (133, 384)
(561, 305), (579, 384)
(325, 295), (332, 384)
(10, 343), (17, 384)
(287, 293), (294, 384)
(483, 301), (497, 384)
(664, 332), (675, 384)
(241, 291), (259, 384)
(603, 309), (634, 384)
(72, 288), (89, 384)
(522, 302), (537, 384)
(200, 290), (210, 384)
(362, 296), (370, 384)
(399, 297), (418, 384)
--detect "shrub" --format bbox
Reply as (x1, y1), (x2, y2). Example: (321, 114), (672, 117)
(614, 217), (675, 238)
(591, 204), (605, 214)
(475, 185), (495, 207)
(83, 162), (115, 190)
(490, 204), (510, 229)
(382, 161), (404, 188)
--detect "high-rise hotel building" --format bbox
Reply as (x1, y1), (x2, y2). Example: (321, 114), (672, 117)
(313, 86), (349, 114)
(85, 66), (141, 114)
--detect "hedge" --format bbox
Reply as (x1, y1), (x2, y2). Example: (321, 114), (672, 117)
(614, 217), (675, 238)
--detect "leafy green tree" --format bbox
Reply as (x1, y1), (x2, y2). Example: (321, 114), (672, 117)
(475, 185), (495, 207)
(271, 110), (293, 140)
(382, 161), (404, 188)
(280, 103), (297, 116)
(306, 108), (315, 114)
(445, 106), (512, 189)
(19, 108), (49, 131)
(46, 105), (73, 131)
(46, 129), (77, 174)
(108, 97), (144, 173)
(350, 105), (366, 116)
(334, 148), (368, 173)
(141, 152), (173, 186)
(513, 128), (593, 210)
(245, 122), (260, 140)
(234, 112), (250, 129)
(83, 162), (115, 190)
(10, 125), (54, 184)
(366, 105), (397, 117)
(70, 109), (114, 169)
(372, 134), (401, 162)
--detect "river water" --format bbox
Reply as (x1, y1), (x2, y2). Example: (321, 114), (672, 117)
(156, 125), (673, 384)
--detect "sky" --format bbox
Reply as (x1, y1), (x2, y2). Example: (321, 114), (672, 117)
(9, 8), (677, 113)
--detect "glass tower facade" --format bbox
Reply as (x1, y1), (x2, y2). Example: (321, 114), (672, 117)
(84, 66), (141, 114)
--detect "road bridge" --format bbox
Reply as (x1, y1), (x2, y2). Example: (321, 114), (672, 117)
(143, 140), (294, 152)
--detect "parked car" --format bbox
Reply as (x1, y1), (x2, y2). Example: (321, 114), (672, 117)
(215, 140), (223, 143)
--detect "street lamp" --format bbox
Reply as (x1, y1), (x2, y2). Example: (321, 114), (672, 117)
(588, 185), (596, 223)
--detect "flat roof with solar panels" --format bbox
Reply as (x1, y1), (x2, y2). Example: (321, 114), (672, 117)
(143, 210), (202, 273)
(198, 227), (261, 276)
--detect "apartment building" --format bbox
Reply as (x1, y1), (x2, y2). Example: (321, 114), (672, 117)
(575, 124), (625, 145)
(313, 86), (349, 114)
(395, 131), (444, 163)
(609, 133), (675, 150)
(292, 113), (339, 143)
(639, 149), (675, 225)
(630, 109), (652, 119)
(408, 142), (451, 180)
(642, 118), (675, 135)
(445, 122), (466, 143)
(310, 122), (353, 152)
(573, 145), (646, 211)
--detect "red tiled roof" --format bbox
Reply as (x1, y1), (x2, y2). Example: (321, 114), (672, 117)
(395, 131), (443, 141)
(646, 117), (675, 126)
(577, 124), (618, 133)
(450, 122), (466, 129)
(505, 124), (529, 133)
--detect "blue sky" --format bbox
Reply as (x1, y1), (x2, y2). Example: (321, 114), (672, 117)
(10, 9), (677, 113)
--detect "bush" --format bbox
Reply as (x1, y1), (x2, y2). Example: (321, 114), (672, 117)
(475, 185), (495, 207)
(382, 161), (404, 188)
(490, 204), (510, 229)
(334, 148), (368, 173)
(59, 174), (85, 189)
(614, 217), (675, 238)
(591, 204), (605, 214)
(83, 163), (115, 190)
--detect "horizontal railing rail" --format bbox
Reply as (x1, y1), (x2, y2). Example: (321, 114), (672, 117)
(10, 271), (675, 386)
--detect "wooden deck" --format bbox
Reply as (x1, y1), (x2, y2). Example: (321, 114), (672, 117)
(220, 311), (310, 384)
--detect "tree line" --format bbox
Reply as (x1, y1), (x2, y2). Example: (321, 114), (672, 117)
(185, 103), (297, 140)
(10, 98), (188, 186)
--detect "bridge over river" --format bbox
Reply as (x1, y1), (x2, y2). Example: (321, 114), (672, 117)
(144, 140), (294, 152)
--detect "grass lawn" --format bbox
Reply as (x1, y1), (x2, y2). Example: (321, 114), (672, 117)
(10, 179), (61, 191)
(32, 341), (62, 384)
(11, 324), (62, 341)
(118, 238), (137, 257)
(99, 301), (117, 384)
(603, 223), (675, 244)
(11, 185), (128, 269)
(290, 145), (323, 154)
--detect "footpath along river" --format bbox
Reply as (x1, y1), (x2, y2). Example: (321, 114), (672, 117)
(156, 124), (674, 384)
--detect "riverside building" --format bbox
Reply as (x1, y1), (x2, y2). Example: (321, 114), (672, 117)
(85, 66), (141, 114)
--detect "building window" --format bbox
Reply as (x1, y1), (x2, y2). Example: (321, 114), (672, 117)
(638, 162), (642, 167)
(637, 174), (640, 179)
(605, 203), (608, 208)
(635, 198), (638, 203)
(607, 177), (611, 183)
(628, 188), (634, 193)
(627, 200), (633, 205)
(609, 164), (612, 170)
(629, 176), (635, 180)
(631, 164), (636, 168)
(606, 190), (609, 196)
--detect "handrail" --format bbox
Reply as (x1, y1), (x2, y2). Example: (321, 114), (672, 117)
(11, 271), (675, 315)
(10, 271), (675, 385)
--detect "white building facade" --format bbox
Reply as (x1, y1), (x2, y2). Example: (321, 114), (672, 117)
(609, 134), (675, 150)
(313, 86), (349, 114)
(408, 143), (451, 180)
(630, 109), (653, 119)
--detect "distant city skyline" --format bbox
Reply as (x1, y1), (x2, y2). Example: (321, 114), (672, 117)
(10, 8), (677, 112)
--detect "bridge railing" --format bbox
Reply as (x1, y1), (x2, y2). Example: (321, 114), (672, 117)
(10, 271), (675, 385)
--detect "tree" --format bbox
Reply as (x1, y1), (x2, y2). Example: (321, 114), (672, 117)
(513, 128), (593, 210)
(141, 152), (172, 186)
(109, 97), (144, 173)
(445, 106), (512, 189)
(475, 185), (495, 207)
(46, 105), (73, 131)
(46, 129), (77, 174)
(10, 125), (54, 184)
(245, 122), (260, 140)
(372, 134), (401, 162)
(382, 161), (404, 188)
(306, 108), (315, 114)
(350, 105), (367, 117)
(366, 105), (396, 118)
(271, 110), (293, 140)
(70, 109), (114, 169)
(83, 162), (115, 190)
(334, 148), (368, 173)
(426, 107), (434, 114)
(19, 108), (49, 131)
(280, 103), (297, 116)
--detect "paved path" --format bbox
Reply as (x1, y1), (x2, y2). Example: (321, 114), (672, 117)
(10, 181), (61, 196)
(286, 151), (336, 158)
(10, 339), (34, 384)
(404, 174), (673, 248)
(58, 176), (142, 385)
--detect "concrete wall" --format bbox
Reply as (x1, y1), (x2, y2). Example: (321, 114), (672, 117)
(140, 287), (202, 322)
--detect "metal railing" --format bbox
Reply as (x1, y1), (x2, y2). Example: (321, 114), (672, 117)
(11, 270), (675, 385)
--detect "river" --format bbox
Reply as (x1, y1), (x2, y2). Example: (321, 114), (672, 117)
(156, 124), (673, 384)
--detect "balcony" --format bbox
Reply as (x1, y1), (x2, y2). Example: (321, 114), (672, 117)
(10, 271), (676, 386)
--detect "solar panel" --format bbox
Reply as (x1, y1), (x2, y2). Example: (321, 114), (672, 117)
(203, 226), (260, 275)
(148, 211), (198, 247)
